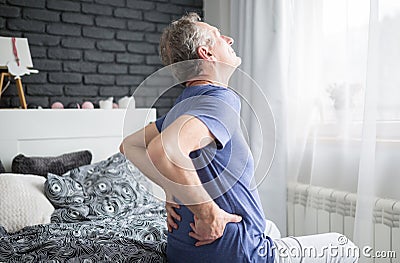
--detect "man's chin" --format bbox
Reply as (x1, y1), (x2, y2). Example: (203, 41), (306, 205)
(230, 57), (242, 68)
(236, 57), (242, 67)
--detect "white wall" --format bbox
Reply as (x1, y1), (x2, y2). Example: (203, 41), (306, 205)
(203, 0), (231, 35)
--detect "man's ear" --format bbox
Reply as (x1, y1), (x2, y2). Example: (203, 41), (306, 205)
(197, 46), (215, 60)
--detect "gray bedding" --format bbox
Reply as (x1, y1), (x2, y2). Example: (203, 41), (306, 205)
(0, 153), (167, 262)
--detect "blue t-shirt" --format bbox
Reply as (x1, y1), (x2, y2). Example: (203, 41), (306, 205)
(155, 84), (274, 263)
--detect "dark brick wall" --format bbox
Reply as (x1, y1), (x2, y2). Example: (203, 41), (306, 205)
(0, 0), (203, 116)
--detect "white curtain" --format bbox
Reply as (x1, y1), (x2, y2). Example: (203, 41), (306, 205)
(230, 0), (288, 234)
(230, 0), (400, 253)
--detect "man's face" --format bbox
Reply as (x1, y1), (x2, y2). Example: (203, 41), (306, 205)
(197, 22), (242, 68)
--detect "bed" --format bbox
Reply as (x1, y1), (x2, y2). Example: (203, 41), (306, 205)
(0, 108), (168, 262)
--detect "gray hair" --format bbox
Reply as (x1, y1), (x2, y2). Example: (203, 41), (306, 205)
(159, 13), (215, 66)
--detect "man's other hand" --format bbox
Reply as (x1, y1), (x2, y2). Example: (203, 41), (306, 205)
(166, 201), (181, 232)
(188, 207), (242, 247)
(165, 192), (181, 232)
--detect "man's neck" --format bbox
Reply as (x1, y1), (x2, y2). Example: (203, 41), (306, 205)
(186, 80), (213, 87)
(185, 80), (227, 87)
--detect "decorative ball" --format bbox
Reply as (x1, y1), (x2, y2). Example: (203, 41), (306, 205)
(112, 103), (119, 109)
(51, 102), (64, 109)
(82, 101), (94, 109)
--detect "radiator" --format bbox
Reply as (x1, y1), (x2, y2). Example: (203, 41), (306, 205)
(287, 183), (400, 262)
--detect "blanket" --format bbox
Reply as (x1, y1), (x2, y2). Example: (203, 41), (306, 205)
(0, 153), (167, 262)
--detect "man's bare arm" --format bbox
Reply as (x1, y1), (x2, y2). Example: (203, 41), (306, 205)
(147, 115), (241, 246)
(121, 116), (216, 204)
(121, 115), (241, 246)
(146, 115), (213, 202)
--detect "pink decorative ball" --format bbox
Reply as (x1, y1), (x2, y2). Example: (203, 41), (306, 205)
(82, 101), (94, 109)
(112, 103), (119, 109)
(51, 102), (64, 109)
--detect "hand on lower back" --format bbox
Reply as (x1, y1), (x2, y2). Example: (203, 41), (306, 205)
(188, 207), (242, 247)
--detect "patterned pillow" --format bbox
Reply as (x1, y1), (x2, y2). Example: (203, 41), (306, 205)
(44, 153), (159, 223)
(45, 174), (86, 207)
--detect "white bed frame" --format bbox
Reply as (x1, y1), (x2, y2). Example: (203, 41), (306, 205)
(0, 108), (156, 172)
